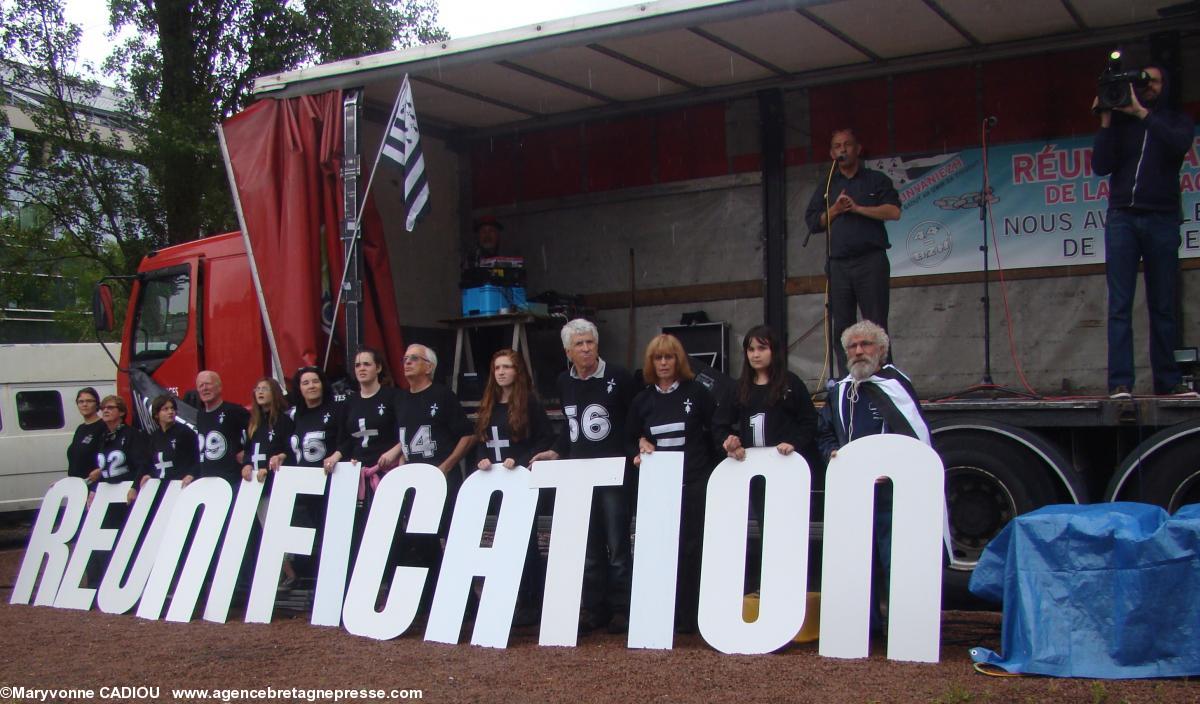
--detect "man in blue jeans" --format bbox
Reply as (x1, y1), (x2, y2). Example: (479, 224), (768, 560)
(1092, 64), (1197, 398)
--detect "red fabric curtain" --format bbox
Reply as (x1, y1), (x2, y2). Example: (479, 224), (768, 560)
(221, 91), (406, 382)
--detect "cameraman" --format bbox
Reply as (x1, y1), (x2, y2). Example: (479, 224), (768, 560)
(1092, 64), (1196, 397)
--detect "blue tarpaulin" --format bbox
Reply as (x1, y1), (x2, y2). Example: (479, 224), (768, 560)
(969, 502), (1200, 679)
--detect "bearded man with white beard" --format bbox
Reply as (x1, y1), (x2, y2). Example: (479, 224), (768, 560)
(816, 319), (931, 633)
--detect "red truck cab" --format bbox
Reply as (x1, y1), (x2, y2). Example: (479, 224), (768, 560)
(117, 232), (269, 410)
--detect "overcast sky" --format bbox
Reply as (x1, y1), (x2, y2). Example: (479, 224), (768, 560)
(62, 0), (639, 76)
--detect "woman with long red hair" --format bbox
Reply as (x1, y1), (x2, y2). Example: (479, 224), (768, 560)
(473, 349), (556, 626)
(474, 350), (554, 471)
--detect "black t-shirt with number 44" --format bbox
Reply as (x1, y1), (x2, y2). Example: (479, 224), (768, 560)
(395, 382), (473, 468)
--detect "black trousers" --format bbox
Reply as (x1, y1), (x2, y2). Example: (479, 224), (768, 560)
(581, 484), (633, 618)
(830, 249), (891, 377)
(675, 479), (707, 632)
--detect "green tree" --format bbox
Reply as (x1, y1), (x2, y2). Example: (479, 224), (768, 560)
(1, 0), (153, 340)
(105, 0), (449, 244)
(1, 0), (447, 340)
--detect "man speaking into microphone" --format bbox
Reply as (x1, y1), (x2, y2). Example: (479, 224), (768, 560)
(804, 128), (902, 377)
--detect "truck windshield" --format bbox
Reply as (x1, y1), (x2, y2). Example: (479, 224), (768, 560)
(131, 269), (190, 361)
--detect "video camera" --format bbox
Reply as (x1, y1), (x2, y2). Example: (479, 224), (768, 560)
(1095, 50), (1149, 112)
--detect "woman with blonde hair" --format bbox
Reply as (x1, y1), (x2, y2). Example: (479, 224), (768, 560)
(626, 333), (717, 634)
(241, 376), (297, 586)
(241, 377), (294, 485)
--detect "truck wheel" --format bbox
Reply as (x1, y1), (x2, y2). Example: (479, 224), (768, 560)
(932, 421), (1077, 604)
(1105, 419), (1200, 511)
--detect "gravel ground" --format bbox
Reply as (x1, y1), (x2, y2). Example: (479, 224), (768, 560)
(0, 548), (1196, 704)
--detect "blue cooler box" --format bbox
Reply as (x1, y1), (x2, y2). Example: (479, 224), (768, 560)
(461, 285), (527, 317)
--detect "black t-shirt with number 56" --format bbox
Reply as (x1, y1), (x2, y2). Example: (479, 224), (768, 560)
(552, 360), (637, 460)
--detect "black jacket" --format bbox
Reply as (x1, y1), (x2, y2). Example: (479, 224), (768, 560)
(1093, 75), (1194, 214)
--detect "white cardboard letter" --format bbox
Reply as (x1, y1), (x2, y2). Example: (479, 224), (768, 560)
(97, 479), (184, 614)
(55, 481), (132, 610)
(343, 464), (446, 639)
(627, 451), (684, 649)
(311, 461), (357, 626)
(137, 477), (232, 621)
(11, 477), (88, 605)
(528, 457), (624, 646)
(246, 467), (328, 623)
(819, 434), (944, 662)
(202, 476), (265, 623)
(699, 449), (810, 654)
(425, 466), (538, 648)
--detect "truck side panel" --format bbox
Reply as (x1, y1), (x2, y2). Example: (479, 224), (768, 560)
(201, 250), (269, 405)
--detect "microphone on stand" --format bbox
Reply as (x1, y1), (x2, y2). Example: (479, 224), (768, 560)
(804, 157), (844, 248)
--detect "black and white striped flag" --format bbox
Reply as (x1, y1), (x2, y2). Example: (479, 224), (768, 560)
(381, 75), (430, 232)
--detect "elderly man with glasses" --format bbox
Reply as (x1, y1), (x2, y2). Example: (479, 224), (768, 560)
(377, 343), (475, 617)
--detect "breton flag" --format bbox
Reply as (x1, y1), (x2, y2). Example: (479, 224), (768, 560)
(381, 75), (430, 231)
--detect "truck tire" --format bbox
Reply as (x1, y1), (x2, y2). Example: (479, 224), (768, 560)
(932, 420), (1079, 604)
(1105, 419), (1200, 511)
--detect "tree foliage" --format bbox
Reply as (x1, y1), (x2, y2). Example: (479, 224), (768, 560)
(0, 0), (447, 341)
(105, 0), (448, 244)
(1, 0), (154, 340)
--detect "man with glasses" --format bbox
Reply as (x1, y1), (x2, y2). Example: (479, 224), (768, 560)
(1093, 64), (1197, 398)
(384, 345), (474, 479)
(379, 344), (474, 615)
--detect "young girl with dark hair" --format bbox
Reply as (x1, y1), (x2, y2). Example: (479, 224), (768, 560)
(324, 348), (403, 478)
(138, 394), (199, 493)
(720, 324), (817, 461)
(717, 325), (818, 595)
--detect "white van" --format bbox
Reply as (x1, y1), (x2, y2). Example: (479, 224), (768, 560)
(0, 343), (119, 514)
